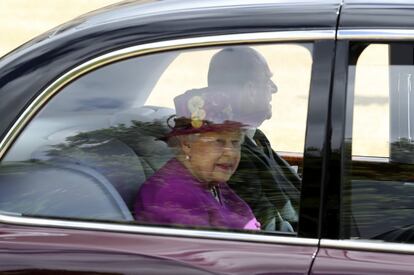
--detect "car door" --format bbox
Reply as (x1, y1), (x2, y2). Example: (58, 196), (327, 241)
(0, 2), (339, 274)
(311, 1), (414, 274)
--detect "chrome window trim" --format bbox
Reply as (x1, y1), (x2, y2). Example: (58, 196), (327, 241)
(0, 29), (333, 158)
(338, 29), (414, 41)
(0, 29), (333, 243)
(321, 239), (414, 254)
(0, 213), (318, 246)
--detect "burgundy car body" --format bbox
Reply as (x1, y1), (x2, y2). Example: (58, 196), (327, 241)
(0, 0), (413, 274)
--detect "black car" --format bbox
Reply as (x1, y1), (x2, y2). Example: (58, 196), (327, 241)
(0, 0), (414, 274)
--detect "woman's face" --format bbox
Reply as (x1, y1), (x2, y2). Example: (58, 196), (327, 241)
(182, 130), (244, 184)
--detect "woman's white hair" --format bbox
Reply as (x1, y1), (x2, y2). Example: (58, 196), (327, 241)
(167, 133), (201, 155)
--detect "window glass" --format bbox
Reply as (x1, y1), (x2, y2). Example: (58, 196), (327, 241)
(0, 43), (313, 234)
(351, 44), (390, 158)
(342, 43), (414, 243)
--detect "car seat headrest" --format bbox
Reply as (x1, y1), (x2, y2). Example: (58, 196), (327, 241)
(110, 105), (175, 127)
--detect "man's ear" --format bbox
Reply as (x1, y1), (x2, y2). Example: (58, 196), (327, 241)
(245, 81), (257, 103)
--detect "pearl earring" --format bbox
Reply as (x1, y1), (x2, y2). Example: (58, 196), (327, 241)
(186, 155), (190, 160)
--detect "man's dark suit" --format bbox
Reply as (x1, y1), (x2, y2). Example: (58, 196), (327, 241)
(228, 130), (301, 231)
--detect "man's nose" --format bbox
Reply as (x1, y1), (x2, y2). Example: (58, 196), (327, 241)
(270, 80), (278, 94)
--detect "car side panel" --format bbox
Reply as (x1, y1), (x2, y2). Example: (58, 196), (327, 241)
(311, 248), (414, 275)
(0, 225), (316, 274)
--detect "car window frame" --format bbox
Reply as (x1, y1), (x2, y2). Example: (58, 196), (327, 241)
(0, 30), (334, 245)
(321, 28), (414, 254)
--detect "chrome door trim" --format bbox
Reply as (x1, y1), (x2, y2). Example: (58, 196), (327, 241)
(338, 29), (414, 41)
(0, 213), (318, 246)
(320, 239), (414, 254)
(0, 29), (333, 159)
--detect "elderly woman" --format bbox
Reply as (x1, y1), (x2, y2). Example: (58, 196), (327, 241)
(134, 88), (260, 230)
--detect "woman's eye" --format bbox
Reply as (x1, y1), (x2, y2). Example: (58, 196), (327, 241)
(215, 139), (226, 147)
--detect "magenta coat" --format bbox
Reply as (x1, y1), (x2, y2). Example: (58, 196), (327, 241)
(134, 158), (260, 230)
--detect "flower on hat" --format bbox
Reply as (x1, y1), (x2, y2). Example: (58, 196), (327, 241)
(186, 92), (238, 129)
(188, 95), (206, 128)
(188, 95), (204, 113)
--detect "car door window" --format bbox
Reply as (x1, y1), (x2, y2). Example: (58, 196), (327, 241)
(0, 43), (313, 234)
(342, 43), (414, 243)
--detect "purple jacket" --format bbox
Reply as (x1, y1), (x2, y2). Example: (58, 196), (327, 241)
(134, 159), (260, 230)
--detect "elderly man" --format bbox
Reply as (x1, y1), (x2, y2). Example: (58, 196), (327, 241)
(207, 46), (300, 231)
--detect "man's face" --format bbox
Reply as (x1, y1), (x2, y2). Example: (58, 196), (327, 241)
(241, 64), (277, 126)
(207, 47), (277, 127)
(255, 66), (278, 119)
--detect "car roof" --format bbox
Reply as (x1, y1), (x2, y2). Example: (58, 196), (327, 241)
(1, 0), (340, 65)
(70, 0), (341, 30)
(341, 0), (414, 29)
